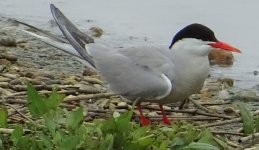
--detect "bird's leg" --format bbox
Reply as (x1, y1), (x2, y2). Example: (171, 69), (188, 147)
(159, 104), (171, 125)
(178, 98), (190, 110)
(137, 103), (151, 126)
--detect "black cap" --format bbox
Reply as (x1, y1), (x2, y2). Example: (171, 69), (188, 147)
(169, 23), (218, 49)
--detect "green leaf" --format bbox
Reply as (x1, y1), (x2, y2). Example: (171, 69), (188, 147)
(27, 84), (48, 117)
(16, 135), (32, 149)
(237, 102), (254, 134)
(171, 137), (186, 150)
(101, 117), (116, 134)
(45, 89), (65, 110)
(137, 136), (153, 147)
(66, 106), (84, 130)
(10, 125), (23, 145)
(198, 129), (218, 147)
(255, 116), (259, 132)
(60, 135), (80, 150)
(0, 106), (8, 127)
(113, 102), (134, 147)
(100, 134), (114, 150)
(182, 142), (219, 150)
(184, 125), (196, 144)
(131, 126), (149, 139)
(213, 137), (227, 150)
(0, 138), (3, 150)
(44, 116), (58, 135)
(40, 134), (54, 149)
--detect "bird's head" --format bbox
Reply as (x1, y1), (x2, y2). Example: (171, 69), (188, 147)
(169, 23), (241, 56)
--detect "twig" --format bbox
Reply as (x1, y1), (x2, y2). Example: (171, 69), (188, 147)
(211, 130), (244, 136)
(9, 107), (27, 116)
(5, 103), (33, 122)
(64, 92), (115, 102)
(189, 97), (212, 113)
(238, 132), (259, 143)
(83, 76), (103, 84)
(226, 140), (243, 148)
(0, 128), (13, 134)
(147, 116), (219, 121)
(0, 128), (31, 134)
(199, 101), (231, 105)
(144, 106), (232, 119)
(0, 87), (13, 96)
(199, 117), (241, 128)
(199, 110), (259, 128)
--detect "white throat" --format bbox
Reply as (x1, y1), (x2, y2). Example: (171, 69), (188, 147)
(169, 38), (212, 98)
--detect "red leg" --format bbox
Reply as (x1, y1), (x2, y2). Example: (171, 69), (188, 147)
(137, 104), (151, 126)
(159, 104), (171, 125)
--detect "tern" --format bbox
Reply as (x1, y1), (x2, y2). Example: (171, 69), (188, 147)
(17, 4), (241, 125)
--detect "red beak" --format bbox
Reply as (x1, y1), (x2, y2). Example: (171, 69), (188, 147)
(209, 41), (241, 53)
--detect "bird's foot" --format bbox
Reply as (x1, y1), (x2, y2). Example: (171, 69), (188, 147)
(140, 116), (151, 126)
(159, 104), (171, 125)
(162, 115), (171, 125)
(137, 103), (151, 126)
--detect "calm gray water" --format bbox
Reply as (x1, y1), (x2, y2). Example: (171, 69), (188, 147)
(1, 0), (259, 90)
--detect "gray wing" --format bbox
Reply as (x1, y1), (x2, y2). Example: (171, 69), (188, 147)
(50, 4), (95, 67)
(89, 44), (175, 100)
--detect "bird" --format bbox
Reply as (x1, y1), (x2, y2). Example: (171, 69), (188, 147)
(19, 4), (242, 126)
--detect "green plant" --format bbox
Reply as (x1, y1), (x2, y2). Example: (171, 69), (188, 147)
(0, 84), (230, 150)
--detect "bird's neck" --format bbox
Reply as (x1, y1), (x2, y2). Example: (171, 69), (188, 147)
(171, 44), (210, 95)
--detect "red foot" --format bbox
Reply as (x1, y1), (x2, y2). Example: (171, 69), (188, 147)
(137, 104), (151, 126)
(159, 104), (171, 125)
(162, 115), (171, 125)
(140, 115), (151, 126)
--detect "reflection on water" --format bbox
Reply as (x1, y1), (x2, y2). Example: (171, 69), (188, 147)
(0, 0), (258, 90)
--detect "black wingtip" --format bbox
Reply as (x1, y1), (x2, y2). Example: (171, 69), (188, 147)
(50, 4), (55, 10)
(50, 4), (57, 17)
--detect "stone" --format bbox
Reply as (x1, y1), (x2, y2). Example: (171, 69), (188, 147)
(117, 102), (128, 109)
(0, 53), (18, 62)
(208, 49), (233, 66)
(89, 26), (104, 38)
(223, 107), (236, 115)
(82, 67), (96, 76)
(217, 90), (231, 99)
(0, 36), (17, 47)
(218, 78), (234, 87)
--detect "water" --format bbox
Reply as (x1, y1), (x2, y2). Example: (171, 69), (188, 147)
(1, 0), (259, 90)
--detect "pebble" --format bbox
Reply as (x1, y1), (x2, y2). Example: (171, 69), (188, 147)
(82, 68), (96, 76)
(208, 49), (233, 66)
(223, 107), (237, 115)
(78, 84), (100, 93)
(148, 112), (159, 117)
(109, 103), (116, 110)
(116, 102), (128, 109)
(0, 35), (17, 47)
(0, 53), (18, 62)
(254, 71), (258, 76)
(0, 65), (6, 72)
(9, 78), (22, 85)
(33, 71), (55, 79)
(2, 73), (19, 79)
(89, 26), (104, 38)
(45, 79), (61, 85)
(218, 78), (234, 87)
(0, 59), (10, 66)
(217, 90), (231, 99)
(0, 82), (8, 88)
(18, 43), (29, 49)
